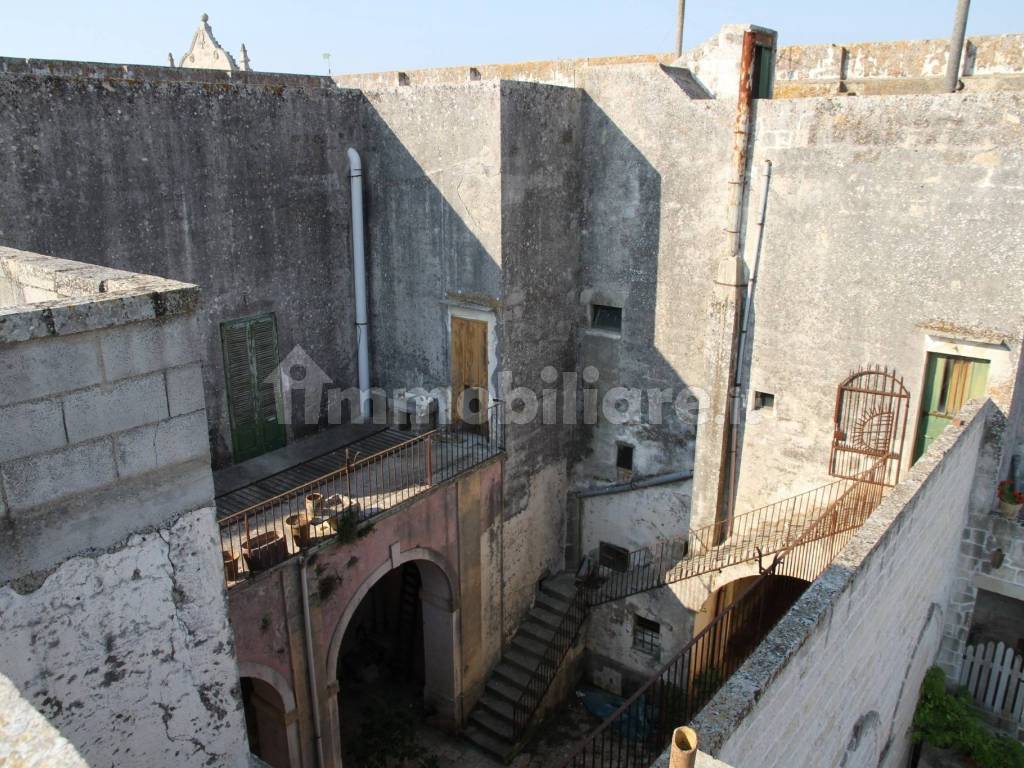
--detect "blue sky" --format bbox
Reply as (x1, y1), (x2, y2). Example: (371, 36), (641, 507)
(1, 1), (1021, 76)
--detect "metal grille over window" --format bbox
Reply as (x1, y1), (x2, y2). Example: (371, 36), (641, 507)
(633, 615), (660, 654)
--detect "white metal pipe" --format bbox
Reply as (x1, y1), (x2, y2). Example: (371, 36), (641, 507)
(348, 148), (371, 422)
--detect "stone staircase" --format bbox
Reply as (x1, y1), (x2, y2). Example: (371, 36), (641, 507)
(463, 572), (580, 761)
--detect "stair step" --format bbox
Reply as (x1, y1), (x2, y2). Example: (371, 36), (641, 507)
(478, 692), (516, 721)
(511, 634), (548, 659)
(493, 661), (532, 689)
(471, 708), (515, 741)
(519, 619), (556, 645)
(504, 648), (541, 675)
(540, 574), (578, 602)
(464, 723), (513, 761)
(486, 676), (524, 704)
(528, 605), (564, 630)
(535, 592), (572, 615)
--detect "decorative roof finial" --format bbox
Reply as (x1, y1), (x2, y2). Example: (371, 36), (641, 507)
(239, 44), (251, 72)
(167, 53), (175, 67)
(201, 13), (209, 23)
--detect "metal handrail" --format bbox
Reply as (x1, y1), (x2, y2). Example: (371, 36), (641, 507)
(559, 459), (888, 768)
(218, 402), (505, 586)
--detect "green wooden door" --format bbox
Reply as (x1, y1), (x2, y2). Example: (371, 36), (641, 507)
(913, 353), (989, 461)
(221, 315), (287, 462)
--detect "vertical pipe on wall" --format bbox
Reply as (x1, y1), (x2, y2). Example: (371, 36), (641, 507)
(675, 0), (686, 58)
(725, 159), (772, 531)
(347, 148), (371, 422)
(944, 0), (971, 92)
(300, 556), (325, 768)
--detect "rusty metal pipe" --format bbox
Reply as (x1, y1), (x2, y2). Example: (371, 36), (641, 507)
(944, 0), (971, 92)
(675, 0), (686, 58)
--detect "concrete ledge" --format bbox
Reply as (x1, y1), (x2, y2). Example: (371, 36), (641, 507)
(0, 246), (200, 343)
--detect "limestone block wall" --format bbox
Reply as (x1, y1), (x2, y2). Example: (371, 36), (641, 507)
(691, 399), (996, 768)
(0, 248), (248, 766)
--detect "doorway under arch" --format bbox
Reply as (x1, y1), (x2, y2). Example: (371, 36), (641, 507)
(333, 557), (458, 766)
(691, 573), (810, 687)
(240, 675), (292, 768)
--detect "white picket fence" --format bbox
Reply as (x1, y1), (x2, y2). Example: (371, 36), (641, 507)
(959, 641), (1024, 728)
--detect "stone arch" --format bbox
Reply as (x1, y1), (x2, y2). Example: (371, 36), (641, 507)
(325, 546), (461, 766)
(237, 661), (301, 768)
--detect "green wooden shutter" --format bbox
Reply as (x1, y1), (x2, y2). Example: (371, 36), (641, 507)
(221, 315), (286, 463)
(913, 353), (989, 461)
(250, 316), (287, 454)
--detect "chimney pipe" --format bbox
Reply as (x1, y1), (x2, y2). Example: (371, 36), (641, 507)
(944, 0), (971, 93)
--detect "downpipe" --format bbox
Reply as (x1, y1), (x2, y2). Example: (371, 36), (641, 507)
(725, 159), (773, 527)
(300, 555), (325, 768)
(347, 148), (371, 422)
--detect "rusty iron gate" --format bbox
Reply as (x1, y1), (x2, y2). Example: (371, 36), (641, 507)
(829, 366), (910, 487)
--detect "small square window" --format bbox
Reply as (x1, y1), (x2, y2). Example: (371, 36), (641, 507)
(616, 443), (634, 481)
(598, 542), (630, 573)
(753, 391), (775, 411)
(592, 305), (622, 333)
(633, 615), (660, 654)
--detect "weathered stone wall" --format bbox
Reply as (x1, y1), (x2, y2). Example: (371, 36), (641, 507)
(0, 64), (364, 467)
(735, 92), (1024, 512)
(498, 80), (582, 635)
(0, 249), (248, 766)
(692, 399), (996, 768)
(0, 507), (248, 767)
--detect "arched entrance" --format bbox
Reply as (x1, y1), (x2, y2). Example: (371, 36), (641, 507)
(330, 557), (458, 766)
(240, 675), (292, 768)
(691, 574), (810, 690)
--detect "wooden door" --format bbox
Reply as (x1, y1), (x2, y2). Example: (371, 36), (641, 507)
(913, 353), (989, 461)
(450, 317), (488, 429)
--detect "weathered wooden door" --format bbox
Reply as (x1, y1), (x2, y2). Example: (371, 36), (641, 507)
(913, 353), (989, 461)
(450, 317), (488, 428)
(221, 314), (287, 462)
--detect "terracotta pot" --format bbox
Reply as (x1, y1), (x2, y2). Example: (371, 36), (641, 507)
(669, 726), (697, 768)
(305, 493), (324, 516)
(242, 531), (288, 573)
(222, 550), (240, 583)
(286, 513), (312, 549)
(998, 500), (1022, 521)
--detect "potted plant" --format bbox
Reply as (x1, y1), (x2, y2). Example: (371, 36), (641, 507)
(285, 512), (312, 549)
(997, 480), (1023, 521)
(242, 531), (288, 573)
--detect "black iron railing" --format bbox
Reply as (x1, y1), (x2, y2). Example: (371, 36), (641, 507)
(560, 459), (887, 768)
(588, 469), (882, 606)
(512, 587), (590, 739)
(218, 402), (505, 585)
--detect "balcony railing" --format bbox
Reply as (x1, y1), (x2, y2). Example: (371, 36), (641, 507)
(218, 403), (504, 586)
(559, 459), (887, 768)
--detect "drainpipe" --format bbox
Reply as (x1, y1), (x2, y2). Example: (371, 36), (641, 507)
(577, 471), (694, 499)
(713, 30), (758, 541)
(944, 0), (971, 93)
(725, 160), (772, 527)
(347, 148), (371, 422)
(300, 556), (325, 768)
(674, 0), (686, 58)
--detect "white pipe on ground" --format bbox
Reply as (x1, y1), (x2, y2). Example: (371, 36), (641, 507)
(347, 148), (371, 422)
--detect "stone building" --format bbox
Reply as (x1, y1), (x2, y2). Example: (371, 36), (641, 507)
(1, 16), (1024, 768)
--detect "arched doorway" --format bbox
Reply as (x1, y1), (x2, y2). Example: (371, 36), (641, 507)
(690, 574), (810, 692)
(240, 676), (292, 768)
(332, 558), (457, 766)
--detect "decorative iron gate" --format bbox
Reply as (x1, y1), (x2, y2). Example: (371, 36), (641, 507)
(829, 366), (910, 487)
